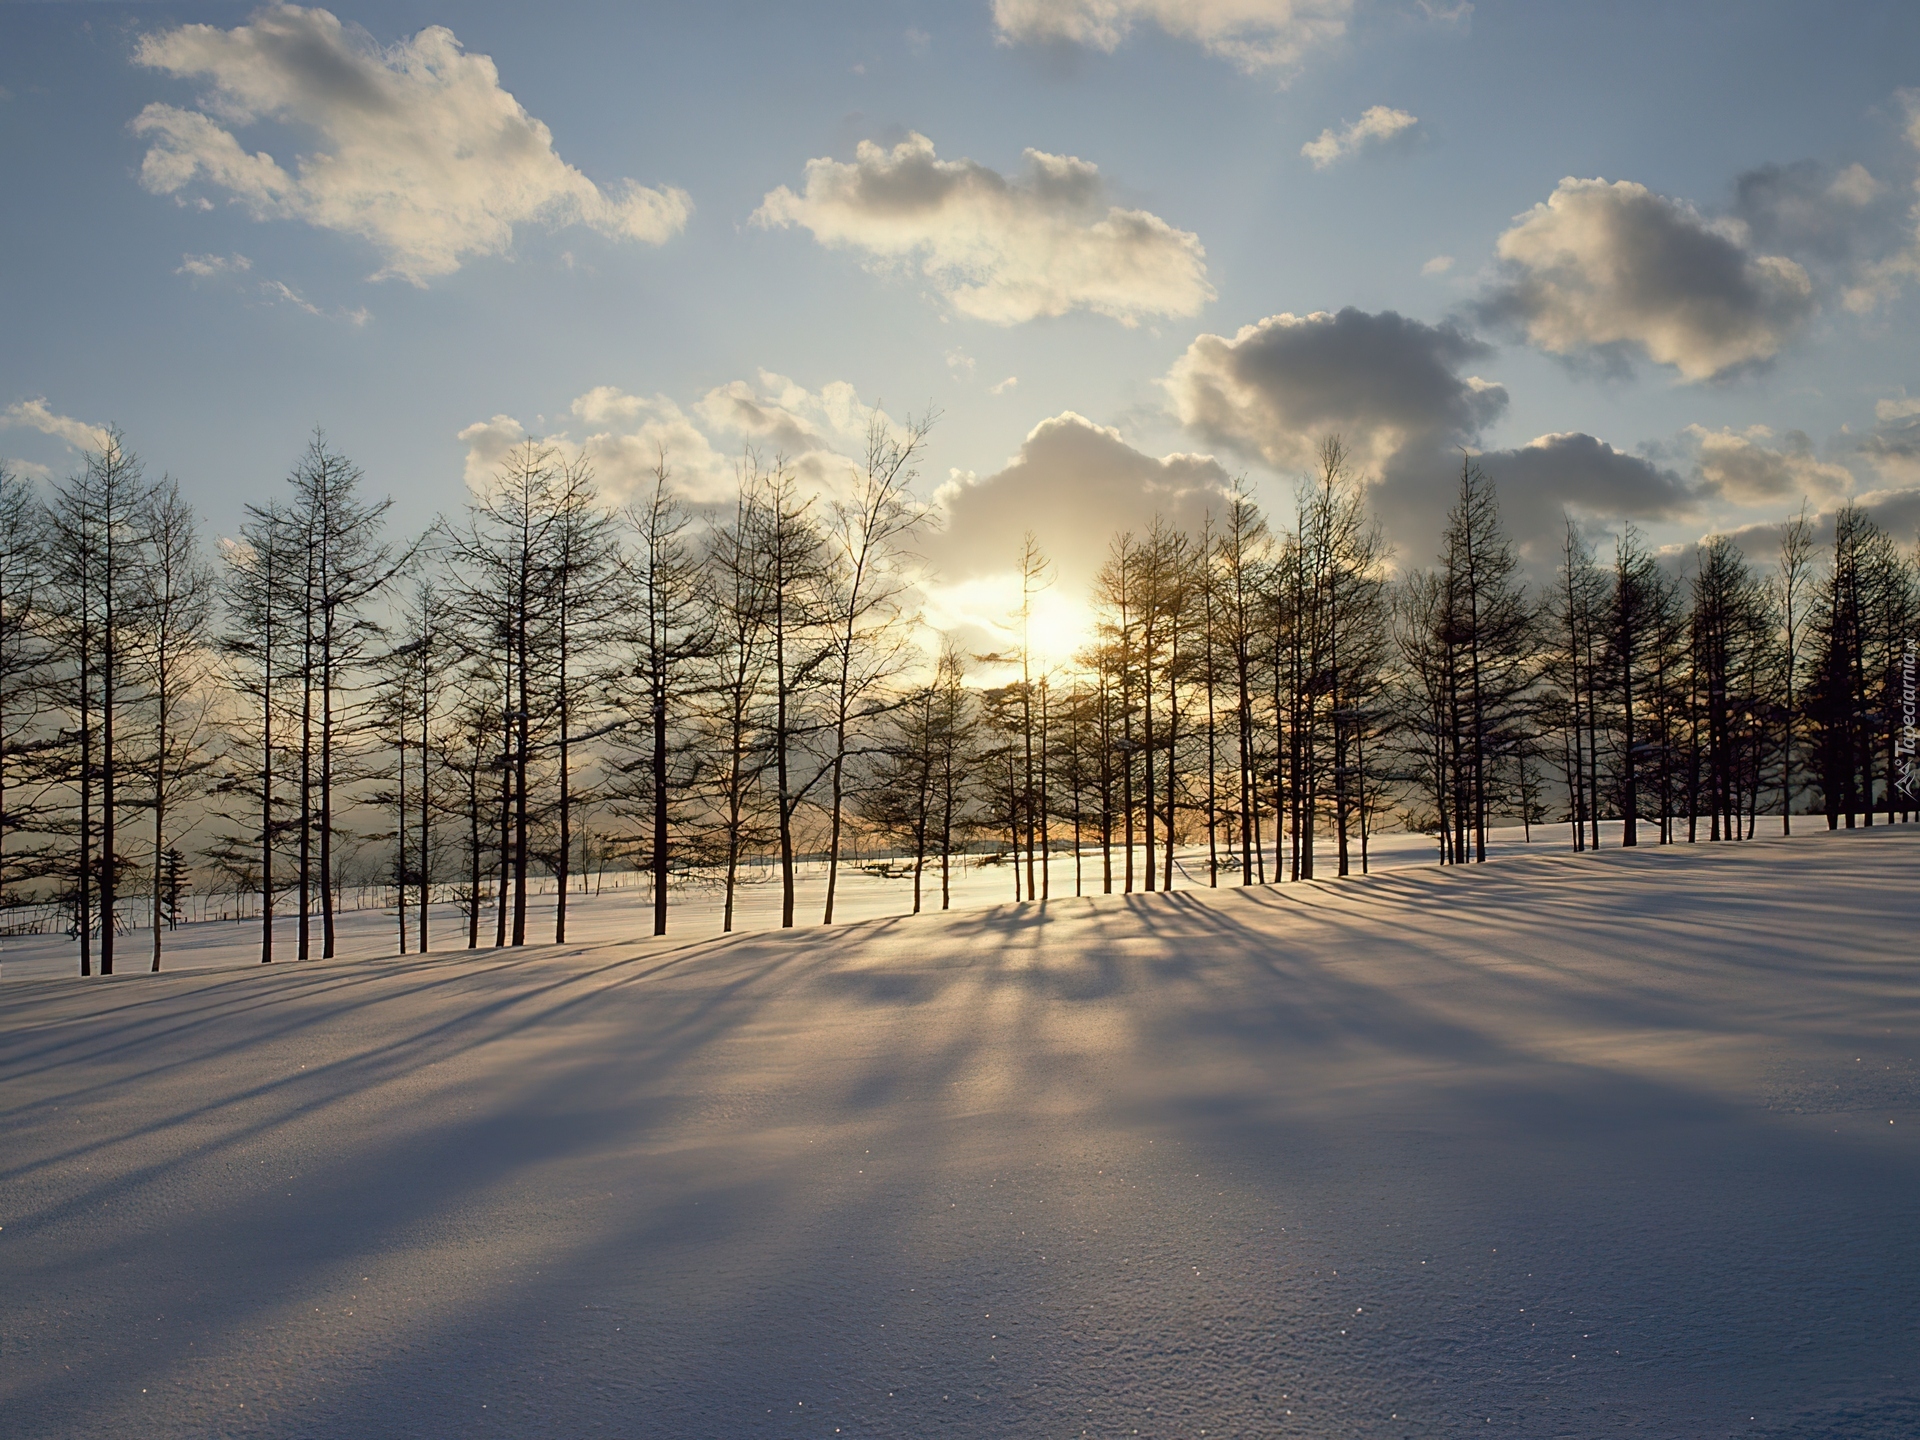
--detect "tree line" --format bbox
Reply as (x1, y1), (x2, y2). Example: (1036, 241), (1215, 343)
(0, 420), (1913, 975)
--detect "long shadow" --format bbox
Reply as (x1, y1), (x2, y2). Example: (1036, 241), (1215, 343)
(5, 828), (1917, 1437)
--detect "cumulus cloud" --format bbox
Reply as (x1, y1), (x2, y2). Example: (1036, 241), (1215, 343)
(1730, 158), (1914, 314)
(1421, 254), (1453, 276)
(458, 372), (891, 509)
(1734, 160), (1886, 264)
(1164, 306), (1700, 562)
(1300, 106), (1419, 169)
(460, 396), (731, 508)
(753, 132), (1212, 325)
(924, 411), (1232, 600)
(1852, 485), (1920, 545)
(1453, 433), (1693, 565)
(1, 398), (111, 454)
(131, 5), (691, 283)
(1716, 485), (1920, 557)
(1166, 306), (1507, 480)
(1479, 177), (1814, 381)
(991, 0), (1350, 75)
(1688, 424), (1854, 506)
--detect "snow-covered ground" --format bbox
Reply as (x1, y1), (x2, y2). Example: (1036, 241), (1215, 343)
(2, 825), (1916, 1438)
(2, 819), (1713, 981)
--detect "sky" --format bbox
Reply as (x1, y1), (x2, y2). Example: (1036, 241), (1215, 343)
(3, 1), (1919, 660)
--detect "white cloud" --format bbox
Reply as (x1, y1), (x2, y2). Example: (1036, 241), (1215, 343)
(923, 411), (1232, 598)
(1165, 306), (1507, 481)
(459, 372), (895, 509)
(1, 398), (111, 454)
(132, 5), (691, 284)
(1164, 306), (1696, 563)
(990, 376), (1021, 395)
(177, 251), (251, 278)
(1688, 424), (1854, 506)
(991, 0), (1350, 76)
(1300, 106), (1419, 170)
(1480, 177), (1814, 381)
(257, 277), (369, 325)
(461, 395), (732, 507)
(1461, 432), (1694, 565)
(1731, 157), (1912, 315)
(753, 132), (1212, 326)
(1716, 485), (1920, 558)
(176, 249), (368, 322)
(261, 279), (325, 317)
(1421, 254), (1453, 276)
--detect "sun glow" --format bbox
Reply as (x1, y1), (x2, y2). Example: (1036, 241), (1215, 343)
(922, 572), (1099, 674)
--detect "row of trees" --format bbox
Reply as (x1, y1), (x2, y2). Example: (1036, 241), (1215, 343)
(1, 421), (1914, 974)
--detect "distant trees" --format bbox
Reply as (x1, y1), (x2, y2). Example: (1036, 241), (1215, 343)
(8, 410), (1919, 977)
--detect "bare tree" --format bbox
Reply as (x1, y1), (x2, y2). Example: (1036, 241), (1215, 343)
(136, 480), (215, 971)
(819, 409), (932, 924)
(697, 471), (776, 934)
(754, 458), (831, 929)
(1772, 506), (1816, 833)
(219, 500), (296, 964)
(446, 439), (561, 947)
(46, 431), (157, 975)
(616, 455), (710, 937)
(546, 455), (620, 943)
(283, 434), (402, 958)
(0, 466), (50, 915)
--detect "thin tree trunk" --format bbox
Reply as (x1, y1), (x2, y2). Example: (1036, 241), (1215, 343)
(419, 660), (430, 954)
(652, 675), (669, 937)
(299, 580), (312, 962)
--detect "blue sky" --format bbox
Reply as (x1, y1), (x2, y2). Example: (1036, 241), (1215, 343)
(3, 1), (1918, 645)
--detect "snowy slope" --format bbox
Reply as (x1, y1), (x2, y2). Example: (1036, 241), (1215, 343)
(0, 820), (1667, 982)
(1, 827), (1916, 1439)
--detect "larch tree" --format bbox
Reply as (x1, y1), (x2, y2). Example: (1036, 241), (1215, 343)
(218, 500), (296, 964)
(286, 434), (401, 959)
(135, 479), (215, 972)
(446, 439), (562, 947)
(1435, 459), (1533, 865)
(819, 409), (932, 925)
(45, 430), (157, 976)
(1606, 525), (1672, 848)
(752, 456), (831, 929)
(617, 455), (711, 937)
(545, 454), (621, 943)
(0, 466), (50, 912)
(697, 472), (775, 934)
(1771, 507), (1817, 833)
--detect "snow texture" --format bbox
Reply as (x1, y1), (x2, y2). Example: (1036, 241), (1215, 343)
(1, 826), (1916, 1438)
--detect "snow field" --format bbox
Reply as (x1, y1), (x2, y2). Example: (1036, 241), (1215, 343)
(1, 824), (1916, 1438)
(5, 818), (1701, 982)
